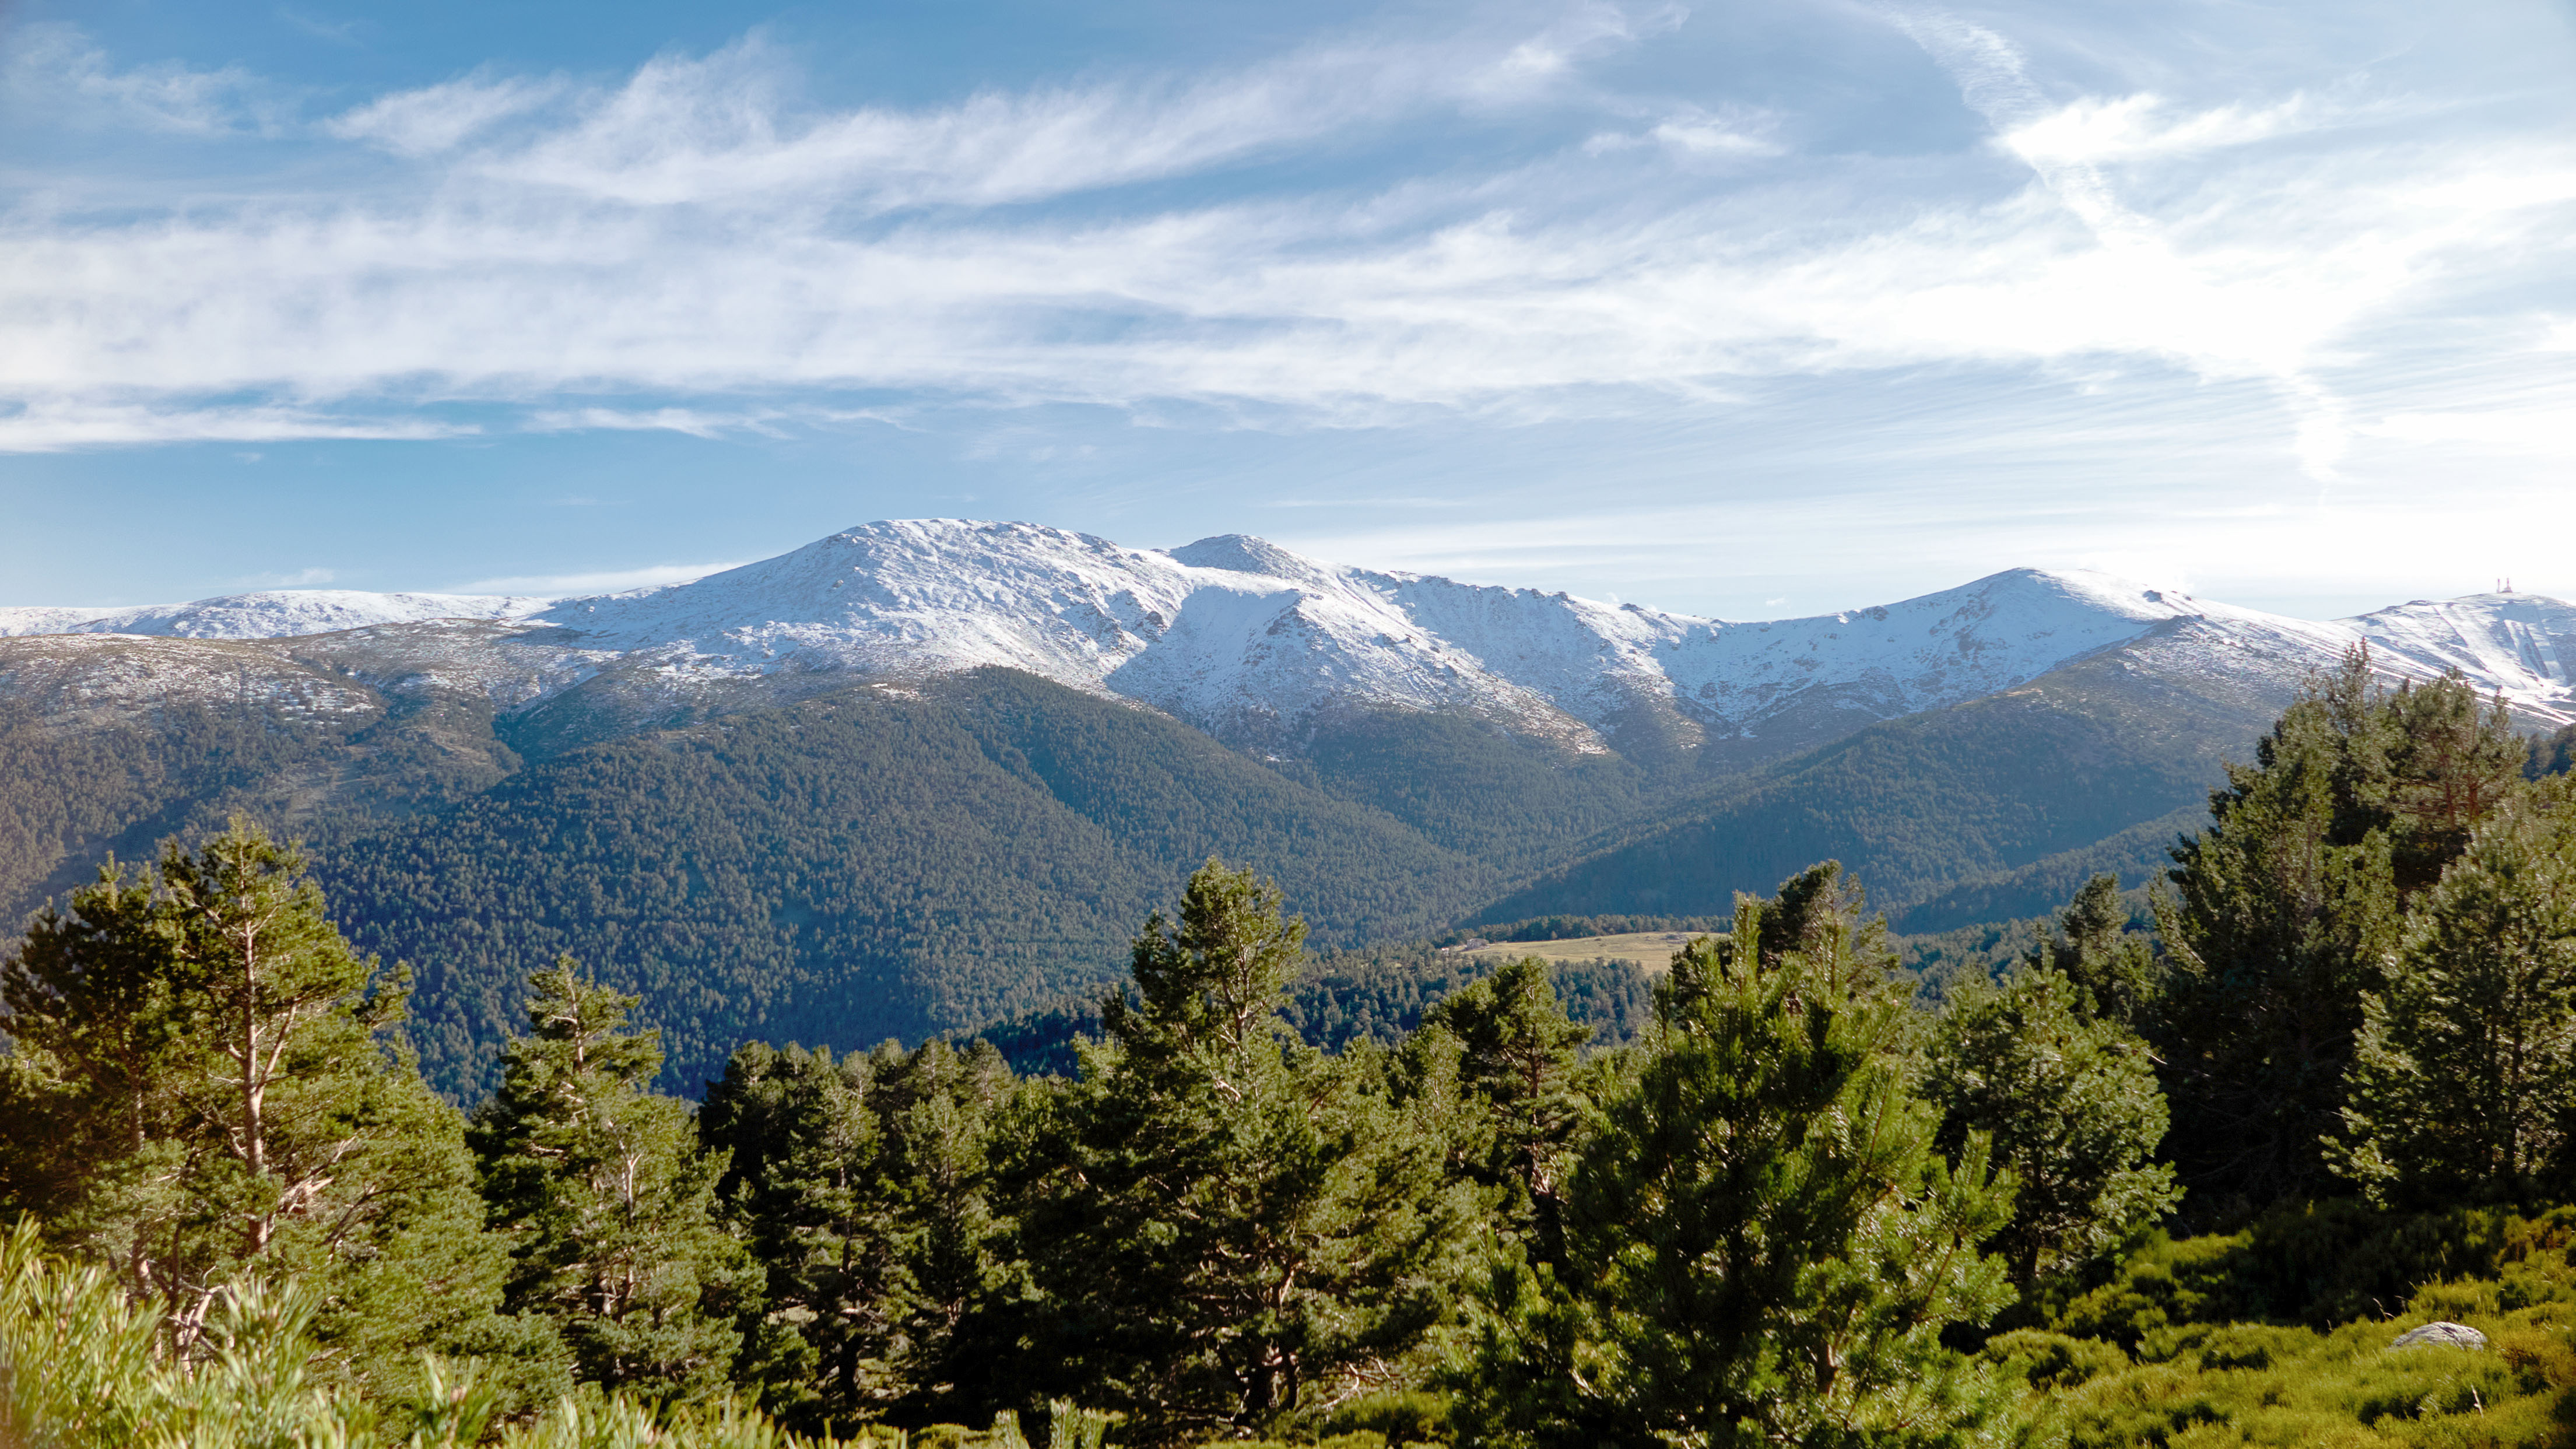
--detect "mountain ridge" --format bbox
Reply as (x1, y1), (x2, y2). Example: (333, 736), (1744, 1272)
(12, 518), (2566, 760)
(10, 527), (2575, 1096)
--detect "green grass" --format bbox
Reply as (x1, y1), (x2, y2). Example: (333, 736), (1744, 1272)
(1989, 1212), (2576, 1448)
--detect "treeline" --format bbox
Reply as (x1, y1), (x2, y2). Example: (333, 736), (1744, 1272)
(6, 652), (2576, 1446)
(967, 944), (1655, 1078)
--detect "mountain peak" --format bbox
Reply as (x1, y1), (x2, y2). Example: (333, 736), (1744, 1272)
(10, 522), (2574, 749)
(1168, 534), (1340, 589)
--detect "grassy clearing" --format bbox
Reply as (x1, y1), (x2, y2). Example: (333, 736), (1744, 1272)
(1454, 930), (1714, 973)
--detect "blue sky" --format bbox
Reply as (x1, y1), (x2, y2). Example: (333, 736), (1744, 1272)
(3, 0), (2572, 620)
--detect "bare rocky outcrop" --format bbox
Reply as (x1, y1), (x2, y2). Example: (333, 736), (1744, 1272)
(2389, 1321), (2488, 1350)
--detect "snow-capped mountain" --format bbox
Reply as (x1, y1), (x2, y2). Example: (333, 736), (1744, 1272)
(5, 520), (2571, 751)
(510, 521), (2273, 750)
(0, 590), (548, 640)
(2346, 594), (2576, 711)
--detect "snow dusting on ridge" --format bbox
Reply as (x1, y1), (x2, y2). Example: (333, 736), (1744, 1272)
(0, 591), (549, 640)
(8, 521), (2573, 744)
(2344, 593), (2576, 719)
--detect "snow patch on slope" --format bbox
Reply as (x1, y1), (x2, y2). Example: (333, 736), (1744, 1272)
(0, 591), (549, 640)
(530, 520), (1602, 748)
(2343, 594), (2576, 717)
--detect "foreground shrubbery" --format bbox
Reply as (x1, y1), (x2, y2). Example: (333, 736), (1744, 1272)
(0, 1216), (875, 1448)
(1987, 1206), (2576, 1447)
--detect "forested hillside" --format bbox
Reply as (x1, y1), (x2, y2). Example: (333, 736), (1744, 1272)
(1472, 618), (2357, 928)
(321, 672), (1523, 1099)
(0, 647), (2298, 1099)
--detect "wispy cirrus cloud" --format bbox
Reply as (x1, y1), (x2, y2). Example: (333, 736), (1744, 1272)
(5, 22), (282, 135)
(327, 72), (570, 156)
(0, 400), (477, 451)
(1, 0), (2571, 497)
(464, 10), (1663, 210)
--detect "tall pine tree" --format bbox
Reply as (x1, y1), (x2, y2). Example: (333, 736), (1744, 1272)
(699, 1035), (1019, 1431)
(1014, 861), (1472, 1442)
(0, 821), (566, 1406)
(1922, 965), (2180, 1291)
(469, 959), (759, 1399)
(1455, 879), (2020, 1449)
(2331, 784), (2576, 1208)
(1409, 956), (1594, 1263)
(2027, 874), (2162, 1030)
(2153, 649), (2521, 1210)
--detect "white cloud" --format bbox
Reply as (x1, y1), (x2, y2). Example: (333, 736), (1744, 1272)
(0, 3), (2571, 486)
(1588, 106), (1780, 157)
(2362, 408), (2576, 457)
(6, 23), (276, 135)
(471, 15), (1648, 212)
(455, 562), (747, 596)
(0, 401), (477, 452)
(327, 72), (566, 156)
(2003, 93), (2328, 167)
(1651, 117), (1776, 156)
(525, 406), (781, 438)
(1883, 9), (2405, 482)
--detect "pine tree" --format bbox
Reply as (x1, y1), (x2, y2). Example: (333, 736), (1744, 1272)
(2370, 671), (2526, 894)
(2030, 874), (2162, 1029)
(0, 858), (187, 1236)
(699, 1035), (1019, 1430)
(1412, 956), (1593, 1261)
(469, 959), (758, 1399)
(860, 1037), (1021, 1422)
(1015, 860), (1472, 1442)
(2155, 650), (2529, 1209)
(1757, 861), (1898, 984)
(2154, 653), (2407, 1209)
(1922, 966), (2180, 1290)
(2331, 787), (2576, 1208)
(0, 821), (566, 1407)
(1454, 883), (2020, 1449)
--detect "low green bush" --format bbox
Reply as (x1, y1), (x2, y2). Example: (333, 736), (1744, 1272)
(1317, 1391), (1448, 1446)
(1991, 1205), (2576, 1449)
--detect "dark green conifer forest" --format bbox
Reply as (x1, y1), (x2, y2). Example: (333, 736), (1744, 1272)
(9, 653), (2576, 1447)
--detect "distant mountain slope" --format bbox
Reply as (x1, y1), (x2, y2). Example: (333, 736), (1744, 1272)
(0, 663), (1518, 1100)
(24, 518), (2509, 769)
(1464, 610), (2466, 929)
(324, 670), (1518, 1099)
(2346, 592), (2576, 716)
(0, 590), (548, 638)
